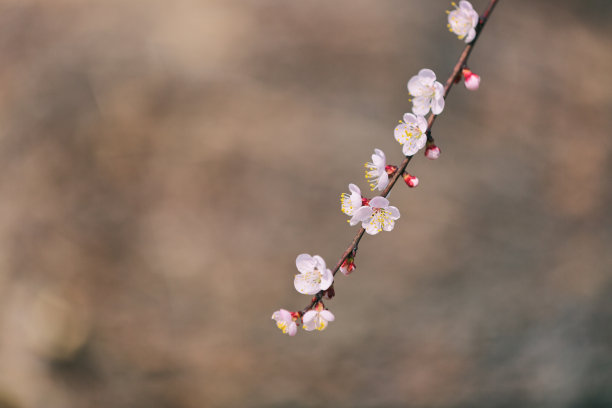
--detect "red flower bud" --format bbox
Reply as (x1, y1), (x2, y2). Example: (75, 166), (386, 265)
(385, 164), (398, 176)
(403, 173), (419, 188)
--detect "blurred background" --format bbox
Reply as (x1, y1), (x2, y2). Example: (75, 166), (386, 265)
(0, 0), (611, 407)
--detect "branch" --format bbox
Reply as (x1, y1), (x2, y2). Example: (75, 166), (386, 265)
(301, 0), (500, 314)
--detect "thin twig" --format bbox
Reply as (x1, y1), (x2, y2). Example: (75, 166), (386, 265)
(302, 0), (500, 313)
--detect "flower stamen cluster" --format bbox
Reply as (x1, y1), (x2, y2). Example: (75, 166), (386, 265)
(364, 149), (390, 192)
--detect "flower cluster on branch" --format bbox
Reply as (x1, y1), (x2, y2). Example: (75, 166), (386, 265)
(273, 0), (497, 336)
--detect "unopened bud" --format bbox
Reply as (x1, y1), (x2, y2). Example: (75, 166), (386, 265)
(424, 143), (441, 160)
(340, 257), (356, 276)
(385, 164), (398, 177)
(462, 68), (480, 91)
(361, 197), (370, 206)
(403, 173), (419, 188)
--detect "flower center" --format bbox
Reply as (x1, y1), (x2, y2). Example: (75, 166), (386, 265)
(401, 126), (423, 144)
(305, 269), (322, 285)
(450, 11), (471, 36)
(277, 321), (288, 333)
(371, 207), (392, 232)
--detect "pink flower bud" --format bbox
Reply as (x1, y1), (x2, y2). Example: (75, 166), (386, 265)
(340, 257), (356, 276)
(462, 68), (480, 91)
(403, 173), (419, 188)
(424, 144), (441, 160)
(361, 197), (370, 207)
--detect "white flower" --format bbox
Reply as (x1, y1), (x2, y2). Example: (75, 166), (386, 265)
(271, 309), (298, 336)
(351, 196), (400, 235)
(408, 69), (445, 116)
(364, 149), (389, 191)
(294, 254), (333, 295)
(447, 1), (479, 43)
(394, 113), (428, 156)
(340, 183), (364, 216)
(303, 308), (335, 332)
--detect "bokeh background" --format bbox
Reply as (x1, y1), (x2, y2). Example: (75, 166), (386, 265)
(0, 0), (611, 407)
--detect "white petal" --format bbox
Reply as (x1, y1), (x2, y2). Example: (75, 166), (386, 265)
(465, 28), (476, 43)
(302, 311), (317, 330)
(418, 68), (436, 84)
(403, 112), (417, 124)
(403, 143), (417, 156)
(416, 135), (427, 150)
(294, 274), (319, 295)
(471, 10), (479, 25)
(377, 173), (389, 191)
(433, 81), (444, 96)
(408, 76), (428, 96)
(352, 206), (373, 222)
(320, 310), (335, 322)
(371, 158), (384, 169)
(394, 124), (407, 143)
(431, 95), (445, 115)
(417, 116), (428, 132)
(348, 183), (361, 195)
(372, 153), (384, 168)
(412, 96), (431, 116)
(388, 206), (400, 219)
(369, 196), (389, 208)
(287, 322), (297, 336)
(280, 309), (292, 320)
(349, 215), (362, 226)
(303, 322), (315, 331)
(320, 269), (333, 290)
(382, 219), (395, 232)
(295, 254), (314, 273)
(303, 310), (316, 324)
(272, 309), (290, 322)
(316, 317), (328, 331)
(459, 0), (474, 11)
(312, 255), (326, 272)
(364, 221), (380, 235)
